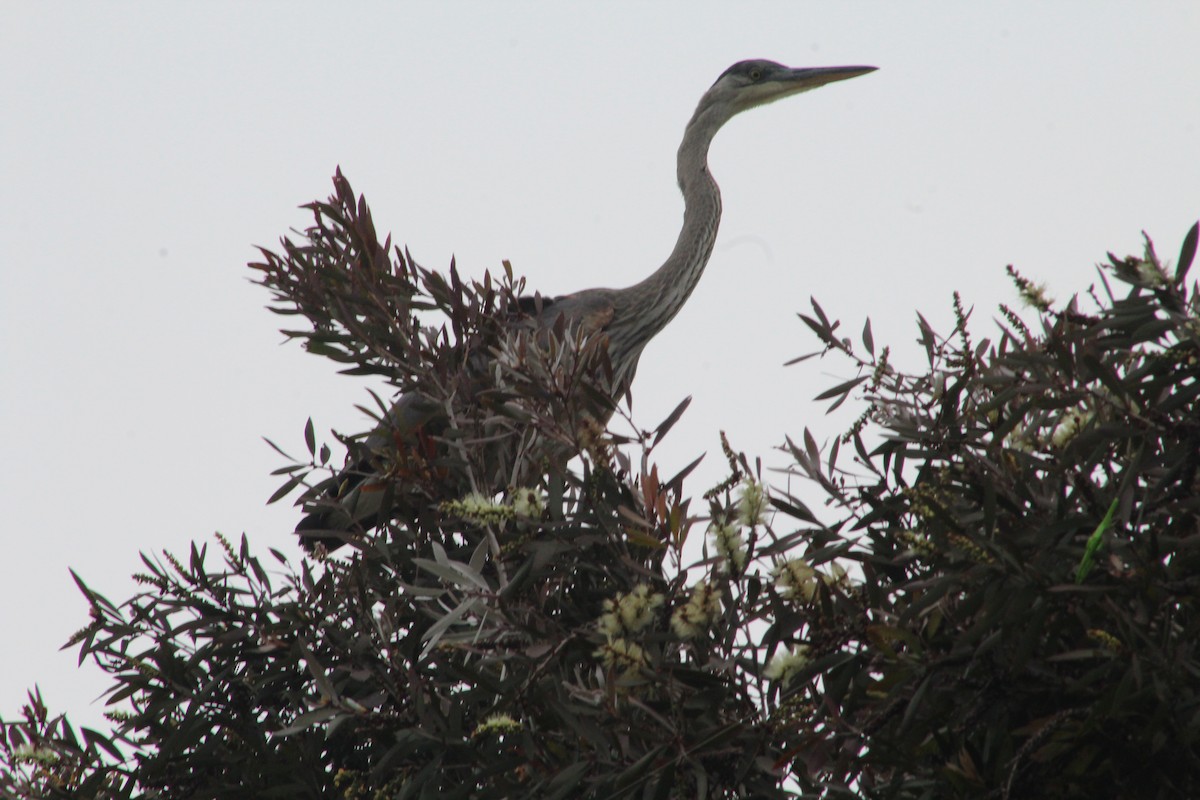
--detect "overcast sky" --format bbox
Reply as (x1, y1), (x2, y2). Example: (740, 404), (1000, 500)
(3, 4), (1198, 731)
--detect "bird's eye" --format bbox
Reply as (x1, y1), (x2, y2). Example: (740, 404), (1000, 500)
(749, 68), (763, 81)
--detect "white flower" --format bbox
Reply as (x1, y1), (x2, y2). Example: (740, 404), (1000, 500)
(472, 713), (521, 738)
(821, 561), (850, 588)
(1018, 281), (1054, 311)
(709, 522), (748, 572)
(670, 579), (723, 639)
(595, 637), (647, 676)
(446, 492), (513, 525)
(899, 530), (935, 556)
(510, 486), (545, 518)
(1136, 258), (1167, 286)
(773, 558), (818, 602)
(444, 486), (547, 524)
(1050, 405), (1094, 448)
(598, 584), (664, 637)
(737, 480), (770, 527)
(13, 743), (59, 765)
(764, 644), (811, 684)
(1003, 420), (1035, 453)
(1089, 379), (1140, 415)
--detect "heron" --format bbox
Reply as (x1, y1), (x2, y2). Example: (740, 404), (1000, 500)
(296, 59), (875, 551)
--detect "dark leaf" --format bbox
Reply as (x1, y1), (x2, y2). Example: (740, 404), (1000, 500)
(1176, 220), (1198, 283)
(653, 395), (692, 446)
(267, 475), (303, 505)
(304, 417), (316, 456)
(814, 375), (867, 402)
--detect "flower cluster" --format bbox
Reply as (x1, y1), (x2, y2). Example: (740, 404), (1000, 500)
(1002, 420), (1036, 454)
(510, 486), (546, 518)
(670, 579), (723, 639)
(597, 584), (664, 638)
(595, 638), (647, 677)
(1049, 404), (1095, 448)
(1087, 628), (1123, 653)
(1008, 264), (1055, 312)
(773, 558), (818, 602)
(736, 479), (770, 527)
(764, 644), (811, 684)
(12, 744), (59, 766)
(1135, 255), (1168, 287)
(443, 492), (513, 525)
(441, 486), (547, 525)
(898, 530), (935, 557)
(822, 561), (849, 588)
(471, 713), (521, 738)
(709, 522), (748, 572)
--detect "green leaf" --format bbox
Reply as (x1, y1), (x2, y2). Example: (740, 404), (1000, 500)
(1075, 498), (1119, 583)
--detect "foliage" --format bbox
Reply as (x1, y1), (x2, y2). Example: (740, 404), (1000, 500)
(780, 224), (1200, 797)
(2, 172), (1197, 798)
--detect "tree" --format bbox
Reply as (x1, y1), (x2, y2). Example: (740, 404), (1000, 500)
(3, 174), (1198, 798)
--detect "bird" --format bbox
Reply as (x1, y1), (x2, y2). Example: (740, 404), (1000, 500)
(296, 59), (875, 552)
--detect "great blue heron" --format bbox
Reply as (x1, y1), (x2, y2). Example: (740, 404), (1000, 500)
(297, 59), (875, 551)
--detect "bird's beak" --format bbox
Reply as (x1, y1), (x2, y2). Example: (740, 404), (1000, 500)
(779, 65), (877, 92)
(741, 64), (876, 112)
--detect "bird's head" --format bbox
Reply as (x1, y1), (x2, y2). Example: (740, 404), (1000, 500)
(696, 59), (876, 125)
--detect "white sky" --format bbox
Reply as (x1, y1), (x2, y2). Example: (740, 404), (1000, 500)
(3, 4), (1198, 731)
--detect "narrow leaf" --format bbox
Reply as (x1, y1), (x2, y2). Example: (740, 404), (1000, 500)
(814, 376), (868, 402)
(275, 707), (339, 737)
(81, 727), (125, 761)
(420, 597), (481, 656)
(267, 475), (303, 505)
(803, 427), (821, 466)
(304, 418), (316, 456)
(262, 437), (295, 461)
(769, 495), (816, 523)
(298, 641), (338, 701)
(412, 558), (492, 592)
(1075, 498), (1119, 583)
(783, 350), (821, 366)
(665, 453), (705, 493)
(1176, 220), (1198, 283)
(653, 396), (692, 445)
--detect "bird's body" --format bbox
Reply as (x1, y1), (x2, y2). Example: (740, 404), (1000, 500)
(297, 59), (874, 551)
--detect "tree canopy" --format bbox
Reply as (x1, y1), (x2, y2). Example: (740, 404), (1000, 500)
(3, 174), (1198, 798)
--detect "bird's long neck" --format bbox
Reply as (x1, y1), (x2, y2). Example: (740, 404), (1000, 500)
(613, 111), (725, 358)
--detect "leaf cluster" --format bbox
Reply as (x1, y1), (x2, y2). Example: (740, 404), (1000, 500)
(251, 168), (522, 389)
(780, 225), (1200, 797)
